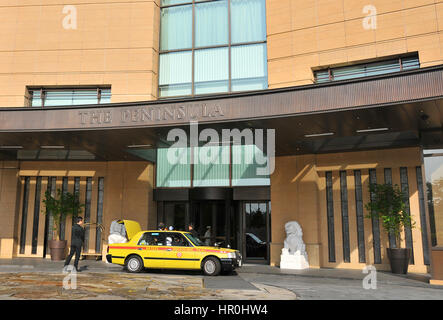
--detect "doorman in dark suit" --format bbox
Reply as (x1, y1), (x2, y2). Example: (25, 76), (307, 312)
(64, 216), (85, 272)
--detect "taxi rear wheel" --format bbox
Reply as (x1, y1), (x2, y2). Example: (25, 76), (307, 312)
(202, 257), (221, 276)
(125, 255), (143, 273)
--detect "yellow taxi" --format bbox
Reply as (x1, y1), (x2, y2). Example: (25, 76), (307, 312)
(106, 220), (242, 276)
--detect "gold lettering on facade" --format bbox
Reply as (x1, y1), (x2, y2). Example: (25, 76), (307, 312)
(79, 104), (225, 126)
(163, 107), (174, 120)
(103, 111), (112, 123)
(141, 108), (152, 121)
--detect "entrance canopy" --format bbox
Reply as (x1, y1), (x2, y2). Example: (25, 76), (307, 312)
(0, 65), (443, 160)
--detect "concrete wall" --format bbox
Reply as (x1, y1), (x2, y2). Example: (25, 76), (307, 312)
(266, 0), (443, 88)
(271, 147), (431, 273)
(0, 0), (160, 107)
(1, 161), (155, 260)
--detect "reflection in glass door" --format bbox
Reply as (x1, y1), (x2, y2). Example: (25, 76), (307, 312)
(191, 201), (227, 247)
(163, 202), (187, 231)
(243, 202), (270, 262)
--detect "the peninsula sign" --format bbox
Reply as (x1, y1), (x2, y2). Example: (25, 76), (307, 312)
(78, 103), (225, 126)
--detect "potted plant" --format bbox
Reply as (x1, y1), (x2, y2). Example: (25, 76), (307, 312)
(42, 188), (84, 261)
(365, 183), (415, 274)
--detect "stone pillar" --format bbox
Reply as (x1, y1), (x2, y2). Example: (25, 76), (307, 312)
(0, 161), (20, 258)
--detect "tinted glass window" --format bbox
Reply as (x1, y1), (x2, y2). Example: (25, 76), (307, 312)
(159, 0), (268, 97)
(164, 232), (190, 246)
(138, 232), (165, 246)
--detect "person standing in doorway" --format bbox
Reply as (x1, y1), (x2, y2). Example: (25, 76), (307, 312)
(64, 216), (85, 272)
(204, 226), (211, 246)
(187, 224), (199, 239)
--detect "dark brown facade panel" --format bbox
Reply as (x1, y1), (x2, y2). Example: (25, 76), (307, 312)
(384, 168), (397, 248)
(153, 188), (190, 202)
(400, 167), (415, 264)
(59, 177), (68, 240)
(95, 177), (104, 253)
(340, 171), (350, 263)
(19, 177), (30, 255)
(354, 170), (366, 263)
(31, 176), (42, 255)
(416, 166), (430, 265)
(43, 176), (56, 257)
(369, 169), (382, 264)
(0, 66), (443, 132)
(84, 177), (92, 252)
(233, 186), (270, 201)
(326, 171), (336, 263)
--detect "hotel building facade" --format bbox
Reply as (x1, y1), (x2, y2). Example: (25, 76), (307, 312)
(1, 0), (443, 282)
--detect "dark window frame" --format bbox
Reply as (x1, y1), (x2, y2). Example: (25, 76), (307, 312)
(314, 54), (420, 83)
(27, 86), (111, 107)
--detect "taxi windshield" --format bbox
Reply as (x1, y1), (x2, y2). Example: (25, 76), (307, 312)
(185, 233), (204, 246)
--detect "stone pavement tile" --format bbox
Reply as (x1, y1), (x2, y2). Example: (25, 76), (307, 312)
(239, 264), (433, 288)
(0, 272), (296, 300)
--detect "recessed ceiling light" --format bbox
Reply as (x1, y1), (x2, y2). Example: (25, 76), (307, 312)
(356, 128), (389, 133)
(127, 144), (153, 148)
(0, 146), (23, 149)
(304, 132), (334, 138)
(40, 146), (65, 149)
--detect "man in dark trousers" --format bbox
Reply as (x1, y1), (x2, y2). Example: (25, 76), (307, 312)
(64, 216), (85, 272)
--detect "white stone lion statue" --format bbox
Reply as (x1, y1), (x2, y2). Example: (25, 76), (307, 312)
(280, 221), (309, 269)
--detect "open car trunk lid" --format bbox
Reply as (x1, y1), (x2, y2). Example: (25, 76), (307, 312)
(122, 220), (141, 240)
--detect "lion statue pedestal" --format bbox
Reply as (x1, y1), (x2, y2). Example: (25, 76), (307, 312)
(280, 221), (309, 270)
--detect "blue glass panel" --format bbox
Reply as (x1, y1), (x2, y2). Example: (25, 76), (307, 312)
(231, 0), (266, 44)
(72, 90), (99, 105)
(231, 43), (267, 92)
(195, 0), (228, 47)
(160, 5), (192, 51)
(231, 145), (270, 186)
(315, 70), (330, 83)
(31, 90), (42, 107)
(332, 65), (366, 81)
(100, 89), (111, 103)
(194, 47), (229, 94)
(159, 51), (192, 97)
(365, 60), (400, 77)
(44, 91), (74, 106)
(402, 56), (420, 70)
(156, 148), (191, 187)
(193, 146), (230, 187)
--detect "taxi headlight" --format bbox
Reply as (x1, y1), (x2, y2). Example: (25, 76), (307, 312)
(227, 252), (236, 259)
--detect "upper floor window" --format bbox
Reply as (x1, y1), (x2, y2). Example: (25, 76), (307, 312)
(29, 87), (111, 107)
(159, 0), (268, 98)
(314, 55), (420, 83)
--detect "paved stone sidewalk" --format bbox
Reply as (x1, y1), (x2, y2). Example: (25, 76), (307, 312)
(239, 273), (443, 300)
(1, 258), (442, 300)
(0, 258), (297, 300)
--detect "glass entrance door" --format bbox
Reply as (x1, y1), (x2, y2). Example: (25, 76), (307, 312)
(191, 201), (227, 247)
(243, 202), (270, 263)
(163, 202), (187, 231)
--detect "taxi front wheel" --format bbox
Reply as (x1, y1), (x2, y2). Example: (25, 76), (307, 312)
(125, 255), (143, 273)
(202, 257), (221, 276)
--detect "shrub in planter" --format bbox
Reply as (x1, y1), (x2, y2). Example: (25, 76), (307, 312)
(365, 183), (415, 274)
(43, 189), (84, 261)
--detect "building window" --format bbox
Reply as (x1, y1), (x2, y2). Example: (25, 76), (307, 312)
(159, 0), (268, 98)
(29, 88), (111, 107)
(156, 144), (270, 188)
(314, 55), (420, 83)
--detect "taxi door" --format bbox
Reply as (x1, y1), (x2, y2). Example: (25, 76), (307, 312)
(138, 232), (167, 269)
(159, 232), (198, 269)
